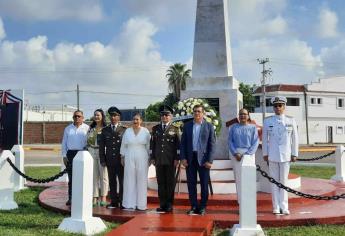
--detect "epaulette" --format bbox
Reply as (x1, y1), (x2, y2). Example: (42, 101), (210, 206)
(171, 123), (180, 128)
(119, 124), (128, 128)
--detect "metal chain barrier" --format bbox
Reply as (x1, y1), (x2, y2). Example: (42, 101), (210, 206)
(256, 164), (345, 200)
(6, 157), (68, 183)
(296, 150), (335, 162)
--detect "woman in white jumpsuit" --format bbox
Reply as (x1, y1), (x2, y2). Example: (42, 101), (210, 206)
(120, 113), (151, 210)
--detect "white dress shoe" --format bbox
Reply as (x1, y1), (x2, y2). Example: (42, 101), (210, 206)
(282, 209), (290, 215)
(273, 209), (280, 214)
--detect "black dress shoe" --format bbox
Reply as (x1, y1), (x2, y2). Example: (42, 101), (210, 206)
(156, 207), (166, 213)
(199, 208), (206, 215)
(106, 203), (117, 209)
(187, 207), (199, 215)
(165, 207), (173, 212)
(65, 199), (71, 206)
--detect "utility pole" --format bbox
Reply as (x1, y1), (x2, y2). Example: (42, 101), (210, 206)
(77, 84), (80, 110)
(257, 58), (272, 121)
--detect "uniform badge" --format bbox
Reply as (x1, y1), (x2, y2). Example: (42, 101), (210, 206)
(168, 131), (175, 135)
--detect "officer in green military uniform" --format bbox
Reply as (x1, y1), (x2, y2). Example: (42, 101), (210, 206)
(99, 106), (127, 209)
(150, 105), (180, 213)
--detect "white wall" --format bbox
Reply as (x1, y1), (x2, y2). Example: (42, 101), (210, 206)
(24, 110), (73, 122)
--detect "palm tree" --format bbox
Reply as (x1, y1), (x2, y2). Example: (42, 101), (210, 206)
(166, 63), (191, 100)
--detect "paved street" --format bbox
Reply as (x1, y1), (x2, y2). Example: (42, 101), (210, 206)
(24, 145), (61, 166)
(23, 144), (337, 166)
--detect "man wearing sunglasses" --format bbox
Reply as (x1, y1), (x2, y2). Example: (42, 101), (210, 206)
(61, 110), (89, 206)
(262, 96), (298, 215)
(150, 105), (180, 213)
(180, 104), (216, 216)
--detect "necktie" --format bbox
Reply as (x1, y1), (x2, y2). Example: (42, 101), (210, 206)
(112, 125), (116, 132)
(163, 124), (166, 132)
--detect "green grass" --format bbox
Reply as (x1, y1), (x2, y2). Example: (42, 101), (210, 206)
(0, 167), (118, 236)
(25, 166), (61, 179)
(215, 225), (345, 236)
(290, 165), (335, 179)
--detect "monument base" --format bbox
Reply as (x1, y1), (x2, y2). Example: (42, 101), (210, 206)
(331, 175), (345, 182)
(58, 217), (106, 235)
(230, 224), (265, 236)
(0, 192), (18, 210)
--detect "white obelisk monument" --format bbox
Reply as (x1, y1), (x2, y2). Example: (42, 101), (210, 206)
(181, 0), (242, 159)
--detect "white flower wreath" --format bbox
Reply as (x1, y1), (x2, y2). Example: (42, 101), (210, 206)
(173, 98), (221, 136)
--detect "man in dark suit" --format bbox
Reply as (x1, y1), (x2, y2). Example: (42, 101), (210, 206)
(150, 105), (180, 213)
(99, 106), (127, 209)
(180, 104), (216, 215)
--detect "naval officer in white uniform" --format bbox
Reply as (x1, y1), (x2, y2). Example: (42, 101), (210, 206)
(262, 96), (298, 215)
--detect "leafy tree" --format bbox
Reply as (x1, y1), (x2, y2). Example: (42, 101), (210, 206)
(145, 101), (163, 121)
(239, 82), (256, 112)
(166, 63), (191, 99)
(163, 93), (179, 108)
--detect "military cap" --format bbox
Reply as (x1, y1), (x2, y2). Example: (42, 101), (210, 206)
(108, 106), (121, 116)
(159, 104), (174, 115)
(271, 96), (287, 105)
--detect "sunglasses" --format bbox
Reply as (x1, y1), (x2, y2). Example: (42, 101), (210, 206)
(239, 113), (248, 116)
(73, 115), (82, 118)
(193, 110), (203, 113)
(160, 113), (170, 116)
(273, 104), (284, 108)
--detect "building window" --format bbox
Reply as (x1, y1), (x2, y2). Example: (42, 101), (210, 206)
(266, 98), (272, 107)
(255, 96), (260, 107)
(287, 98), (300, 106)
(337, 98), (345, 109)
(310, 97), (322, 105)
(337, 126), (343, 134)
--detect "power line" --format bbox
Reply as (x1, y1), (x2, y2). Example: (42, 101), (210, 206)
(26, 90), (75, 95)
(79, 90), (165, 97)
(26, 89), (165, 97)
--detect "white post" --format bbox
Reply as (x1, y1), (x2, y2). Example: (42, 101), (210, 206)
(256, 147), (271, 193)
(0, 150), (19, 210)
(332, 145), (345, 182)
(11, 145), (26, 191)
(230, 154), (265, 236)
(58, 151), (106, 235)
(55, 158), (68, 182)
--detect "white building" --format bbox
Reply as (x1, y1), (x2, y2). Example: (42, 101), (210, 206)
(24, 105), (75, 122)
(253, 76), (345, 145)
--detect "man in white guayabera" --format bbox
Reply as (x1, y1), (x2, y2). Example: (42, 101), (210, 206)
(61, 110), (89, 206)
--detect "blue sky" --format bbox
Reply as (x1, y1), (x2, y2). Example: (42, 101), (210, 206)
(1, 0), (345, 116)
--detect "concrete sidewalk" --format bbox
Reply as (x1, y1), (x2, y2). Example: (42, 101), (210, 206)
(23, 144), (338, 152)
(24, 144), (60, 152)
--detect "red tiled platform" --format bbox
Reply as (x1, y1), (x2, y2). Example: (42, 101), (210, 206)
(37, 178), (345, 236)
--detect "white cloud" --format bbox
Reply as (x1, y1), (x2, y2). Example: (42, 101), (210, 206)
(229, 0), (288, 38)
(320, 40), (345, 76)
(233, 38), (322, 85)
(318, 8), (339, 38)
(264, 15), (287, 35)
(0, 18), (171, 116)
(120, 0), (196, 27)
(0, 17), (5, 40)
(0, 0), (104, 22)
